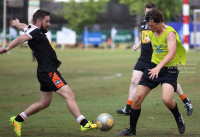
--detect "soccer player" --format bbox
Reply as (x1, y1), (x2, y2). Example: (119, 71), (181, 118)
(117, 8), (186, 136)
(116, 3), (193, 116)
(0, 9), (97, 137)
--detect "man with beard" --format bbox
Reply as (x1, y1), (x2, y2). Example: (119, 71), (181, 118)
(0, 9), (97, 137)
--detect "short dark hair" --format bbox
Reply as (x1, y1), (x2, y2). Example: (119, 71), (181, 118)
(32, 9), (50, 24)
(145, 8), (164, 23)
(145, 3), (156, 9)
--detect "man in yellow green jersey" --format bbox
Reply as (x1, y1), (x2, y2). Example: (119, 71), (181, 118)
(116, 3), (193, 117)
(117, 8), (186, 136)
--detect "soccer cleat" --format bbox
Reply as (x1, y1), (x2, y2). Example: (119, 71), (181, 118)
(116, 106), (131, 115)
(117, 128), (136, 136)
(81, 121), (97, 132)
(10, 116), (22, 136)
(175, 113), (186, 134)
(184, 99), (193, 116)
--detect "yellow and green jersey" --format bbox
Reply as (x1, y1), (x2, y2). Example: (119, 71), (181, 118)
(148, 26), (186, 67)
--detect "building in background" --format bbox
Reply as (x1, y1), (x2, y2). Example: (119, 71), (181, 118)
(40, 0), (67, 30)
(28, 0), (40, 24)
(1, 0), (200, 48)
(0, 0), (28, 30)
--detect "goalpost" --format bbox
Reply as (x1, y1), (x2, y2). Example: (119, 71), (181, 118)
(1, 0), (7, 47)
(193, 9), (200, 51)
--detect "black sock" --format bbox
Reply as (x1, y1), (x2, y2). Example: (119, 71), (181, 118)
(15, 115), (24, 122)
(80, 119), (88, 127)
(183, 98), (189, 104)
(130, 108), (141, 132)
(169, 103), (181, 119)
(126, 104), (131, 112)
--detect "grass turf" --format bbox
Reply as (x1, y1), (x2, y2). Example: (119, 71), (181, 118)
(0, 47), (200, 137)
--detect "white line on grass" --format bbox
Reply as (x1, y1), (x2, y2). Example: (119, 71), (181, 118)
(60, 70), (122, 80)
(9, 69), (122, 80)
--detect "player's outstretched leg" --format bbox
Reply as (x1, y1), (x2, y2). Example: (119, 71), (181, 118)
(10, 116), (22, 137)
(56, 85), (97, 132)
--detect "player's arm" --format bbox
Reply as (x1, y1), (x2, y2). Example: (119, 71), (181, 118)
(133, 40), (141, 51)
(146, 37), (150, 43)
(157, 32), (176, 69)
(133, 33), (143, 51)
(134, 35), (151, 51)
(11, 18), (28, 32)
(146, 31), (152, 43)
(0, 34), (31, 54)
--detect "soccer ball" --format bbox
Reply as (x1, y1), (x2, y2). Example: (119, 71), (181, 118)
(96, 113), (114, 131)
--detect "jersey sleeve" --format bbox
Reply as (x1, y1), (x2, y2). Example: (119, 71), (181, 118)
(24, 25), (40, 40)
(148, 31), (153, 39)
(22, 26), (31, 43)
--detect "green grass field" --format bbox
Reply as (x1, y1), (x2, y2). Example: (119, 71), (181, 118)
(0, 47), (200, 137)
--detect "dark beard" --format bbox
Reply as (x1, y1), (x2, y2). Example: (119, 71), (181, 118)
(40, 24), (48, 33)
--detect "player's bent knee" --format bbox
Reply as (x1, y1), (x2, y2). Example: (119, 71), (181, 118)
(63, 90), (75, 100)
(57, 85), (76, 100)
(133, 95), (143, 105)
(162, 98), (172, 106)
(132, 96), (142, 109)
(40, 101), (51, 109)
(68, 90), (75, 99)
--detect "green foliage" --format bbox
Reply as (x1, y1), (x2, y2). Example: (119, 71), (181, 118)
(120, 0), (182, 22)
(55, 0), (108, 34)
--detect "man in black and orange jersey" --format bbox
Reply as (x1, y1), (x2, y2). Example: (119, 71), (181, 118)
(0, 9), (97, 137)
(116, 3), (193, 117)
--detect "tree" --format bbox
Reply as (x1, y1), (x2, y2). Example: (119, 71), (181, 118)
(120, 0), (182, 22)
(55, 0), (108, 34)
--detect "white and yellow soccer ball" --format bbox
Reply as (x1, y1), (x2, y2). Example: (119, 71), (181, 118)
(96, 113), (114, 131)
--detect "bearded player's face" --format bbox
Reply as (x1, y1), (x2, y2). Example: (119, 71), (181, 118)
(41, 16), (50, 33)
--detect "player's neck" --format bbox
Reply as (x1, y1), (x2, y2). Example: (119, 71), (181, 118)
(155, 23), (165, 36)
(33, 22), (41, 29)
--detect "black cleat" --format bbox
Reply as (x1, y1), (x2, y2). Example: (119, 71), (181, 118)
(117, 128), (136, 136)
(184, 99), (193, 116)
(116, 107), (130, 115)
(175, 113), (186, 134)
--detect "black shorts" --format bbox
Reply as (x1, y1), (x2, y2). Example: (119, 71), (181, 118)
(134, 59), (150, 72)
(37, 70), (67, 92)
(138, 62), (179, 92)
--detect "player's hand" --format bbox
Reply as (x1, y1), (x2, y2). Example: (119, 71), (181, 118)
(148, 66), (161, 80)
(11, 18), (20, 28)
(133, 44), (140, 51)
(146, 37), (150, 43)
(0, 47), (9, 54)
